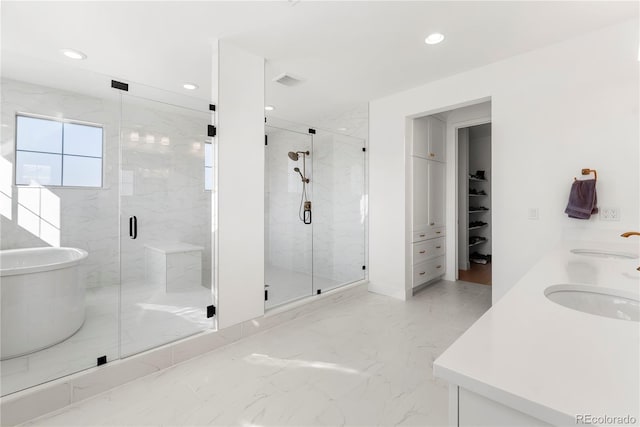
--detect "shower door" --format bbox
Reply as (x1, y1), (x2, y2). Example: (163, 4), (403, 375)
(265, 126), (313, 309)
(312, 131), (366, 293)
(119, 93), (214, 357)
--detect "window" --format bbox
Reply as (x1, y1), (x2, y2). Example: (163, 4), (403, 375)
(204, 142), (213, 191)
(15, 115), (103, 188)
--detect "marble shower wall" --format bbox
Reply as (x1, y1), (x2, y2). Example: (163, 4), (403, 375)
(0, 79), (212, 288)
(265, 127), (313, 276)
(120, 96), (212, 286)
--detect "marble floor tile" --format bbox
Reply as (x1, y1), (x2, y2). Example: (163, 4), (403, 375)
(1, 282), (212, 396)
(21, 280), (491, 426)
(265, 265), (347, 309)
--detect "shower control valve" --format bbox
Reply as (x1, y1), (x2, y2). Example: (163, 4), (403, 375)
(303, 201), (312, 225)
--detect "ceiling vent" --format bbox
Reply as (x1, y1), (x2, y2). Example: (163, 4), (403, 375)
(273, 73), (303, 87)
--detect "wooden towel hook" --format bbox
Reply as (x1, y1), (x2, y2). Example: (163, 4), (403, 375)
(574, 168), (597, 181)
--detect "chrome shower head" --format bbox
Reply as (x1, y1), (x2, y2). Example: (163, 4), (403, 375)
(288, 152), (299, 161)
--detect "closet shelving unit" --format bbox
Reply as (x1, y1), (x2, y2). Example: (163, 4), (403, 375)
(457, 122), (492, 273)
(468, 176), (490, 250)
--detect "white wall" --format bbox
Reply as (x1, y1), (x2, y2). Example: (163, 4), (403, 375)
(217, 41), (266, 328)
(369, 20), (639, 303)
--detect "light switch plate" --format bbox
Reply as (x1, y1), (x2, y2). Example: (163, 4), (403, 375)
(528, 208), (539, 220)
(599, 207), (620, 221)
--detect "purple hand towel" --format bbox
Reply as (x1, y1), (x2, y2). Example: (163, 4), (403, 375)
(565, 179), (598, 219)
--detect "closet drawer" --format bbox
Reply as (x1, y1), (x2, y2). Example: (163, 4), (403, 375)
(413, 237), (445, 264)
(412, 226), (445, 243)
(413, 256), (445, 288)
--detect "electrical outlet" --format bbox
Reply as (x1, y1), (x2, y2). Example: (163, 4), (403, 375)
(599, 207), (620, 221)
(528, 208), (539, 220)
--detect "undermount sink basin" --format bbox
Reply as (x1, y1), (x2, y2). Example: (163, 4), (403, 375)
(545, 284), (640, 322)
(570, 249), (638, 259)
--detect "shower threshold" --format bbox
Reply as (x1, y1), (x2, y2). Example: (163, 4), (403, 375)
(265, 265), (364, 310)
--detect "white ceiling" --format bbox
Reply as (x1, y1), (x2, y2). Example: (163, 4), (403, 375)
(1, 1), (637, 124)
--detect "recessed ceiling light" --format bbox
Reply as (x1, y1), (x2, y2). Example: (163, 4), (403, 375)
(183, 83), (198, 90)
(337, 127), (348, 131)
(424, 33), (445, 45)
(60, 49), (87, 60)
(265, 105), (275, 111)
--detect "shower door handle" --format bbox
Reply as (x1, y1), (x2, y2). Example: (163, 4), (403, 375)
(129, 216), (137, 239)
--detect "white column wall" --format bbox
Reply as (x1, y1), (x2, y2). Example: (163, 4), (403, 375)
(217, 41), (265, 328)
(369, 20), (639, 303)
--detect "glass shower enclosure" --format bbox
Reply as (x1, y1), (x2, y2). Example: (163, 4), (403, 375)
(265, 123), (366, 309)
(119, 93), (214, 357)
(0, 64), (215, 396)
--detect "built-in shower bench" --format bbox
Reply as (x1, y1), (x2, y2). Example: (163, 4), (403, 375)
(144, 242), (204, 292)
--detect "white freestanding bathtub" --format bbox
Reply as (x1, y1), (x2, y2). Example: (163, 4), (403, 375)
(0, 247), (88, 360)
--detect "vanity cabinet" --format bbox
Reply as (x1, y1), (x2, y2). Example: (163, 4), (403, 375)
(451, 386), (551, 426)
(412, 116), (446, 162)
(412, 236), (446, 289)
(413, 256), (446, 288)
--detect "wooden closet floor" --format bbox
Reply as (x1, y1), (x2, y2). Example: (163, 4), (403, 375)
(458, 263), (492, 286)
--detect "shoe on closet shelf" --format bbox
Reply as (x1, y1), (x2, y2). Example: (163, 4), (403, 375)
(469, 221), (487, 228)
(470, 252), (492, 264)
(469, 236), (487, 245)
(469, 171), (487, 180)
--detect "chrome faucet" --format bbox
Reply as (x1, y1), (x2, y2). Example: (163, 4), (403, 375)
(620, 231), (640, 271)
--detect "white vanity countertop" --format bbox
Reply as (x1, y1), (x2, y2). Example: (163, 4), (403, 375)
(434, 240), (640, 425)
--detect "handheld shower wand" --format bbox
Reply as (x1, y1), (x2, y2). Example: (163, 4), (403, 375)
(288, 151), (312, 224)
(294, 167), (309, 183)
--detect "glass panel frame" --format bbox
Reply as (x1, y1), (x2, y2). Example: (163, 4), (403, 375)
(264, 125), (314, 309)
(63, 122), (104, 157)
(15, 113), (104, 188)
(16, 115), (63, 153)
(311, 130), (366, 294)
(119, 92), (214, 358)
(62, 155), (103, 187)
(15, 151), (62, 185)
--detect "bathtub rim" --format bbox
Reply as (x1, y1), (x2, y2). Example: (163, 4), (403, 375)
(0, 247), (88, 277)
